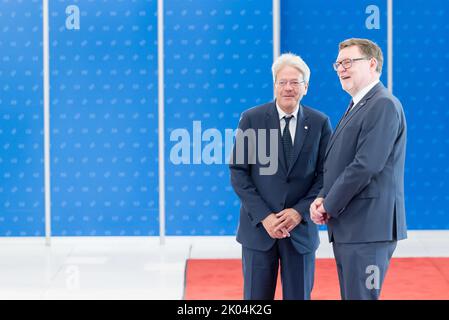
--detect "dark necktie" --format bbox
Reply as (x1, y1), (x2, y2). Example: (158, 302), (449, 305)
(335, 100), (354, 130)
(344, 100), (354, 118)
(282, 116), (294, 168)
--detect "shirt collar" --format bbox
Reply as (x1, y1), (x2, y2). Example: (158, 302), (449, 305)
(352, 79), (380, 106)
(276, 102), (300, 121)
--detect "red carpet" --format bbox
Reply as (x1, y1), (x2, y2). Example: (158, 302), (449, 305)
(184, 258), (449, 300)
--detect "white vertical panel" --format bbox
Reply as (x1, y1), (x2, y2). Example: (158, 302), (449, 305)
(387, 0), (393, 92)
(273, 0), (280, 99)
(157, 0), (166, 245)
(273, 0), (280, 61)
(43, 0), (52, 246)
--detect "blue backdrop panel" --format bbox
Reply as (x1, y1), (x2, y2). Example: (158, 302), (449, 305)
(165, 0), (273, 235)
(0, 0), (44, 236)
(0, 1), (448, 237)
(49, 0), (158, 236)
(281, 0), (388, 125)
(394, 0), (449, 229)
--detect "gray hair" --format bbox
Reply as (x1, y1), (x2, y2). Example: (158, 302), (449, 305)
(339, 38), (383, 74)
(271, 53), (311, 84)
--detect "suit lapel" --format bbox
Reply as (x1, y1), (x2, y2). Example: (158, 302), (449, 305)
(265, 102), (288, 174)
(324, 83), (384, 160)
(288, 105), (309, 175)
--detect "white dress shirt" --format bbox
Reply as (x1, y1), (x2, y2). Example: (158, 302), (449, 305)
(276, 103), (299, 145)
(350, 79), (380, 111)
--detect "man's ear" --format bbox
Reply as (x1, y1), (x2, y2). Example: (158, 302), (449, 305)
(370, 57), (378, 72)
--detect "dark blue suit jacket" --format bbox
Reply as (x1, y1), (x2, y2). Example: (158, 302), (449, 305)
(321, 82), (408, 243)
(230, 101), (332, 253)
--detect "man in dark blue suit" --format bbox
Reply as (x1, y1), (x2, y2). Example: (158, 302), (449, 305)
(230, 53), (332, 300)
(310, 38), (407, 300)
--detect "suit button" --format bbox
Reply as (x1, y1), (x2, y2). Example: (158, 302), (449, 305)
(286, 178), (290, 183)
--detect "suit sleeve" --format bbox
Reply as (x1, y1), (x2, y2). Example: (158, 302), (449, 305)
(229, 112), (273, 226)
(323, 98), (401, 218)
(292, 116), (332, 222)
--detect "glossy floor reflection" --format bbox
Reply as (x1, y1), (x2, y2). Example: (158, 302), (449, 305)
(0, 231), (448, 300)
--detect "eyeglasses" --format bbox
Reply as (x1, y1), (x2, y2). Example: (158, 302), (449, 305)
(275, 79), (305, 88)
(333, 57), (371, 71)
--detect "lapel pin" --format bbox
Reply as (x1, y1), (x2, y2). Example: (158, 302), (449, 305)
(304, 126), (308, 130)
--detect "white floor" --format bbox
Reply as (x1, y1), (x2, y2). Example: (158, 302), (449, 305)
(0, 231), (448, 300)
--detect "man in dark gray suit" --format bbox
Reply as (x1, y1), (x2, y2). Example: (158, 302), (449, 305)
(230, 53), (332, 299)
(310, 38), (407, 300)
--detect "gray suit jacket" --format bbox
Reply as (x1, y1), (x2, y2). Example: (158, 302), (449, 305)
(321, 82), (407, 243)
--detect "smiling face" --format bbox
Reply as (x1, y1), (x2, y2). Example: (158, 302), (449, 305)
(274, 65), (308, 114)
(336, 45), (378, 97)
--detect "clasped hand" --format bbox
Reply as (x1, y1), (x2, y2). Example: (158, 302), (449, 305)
(262, 209), (302, 239)
(310, 197), (331, 225)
